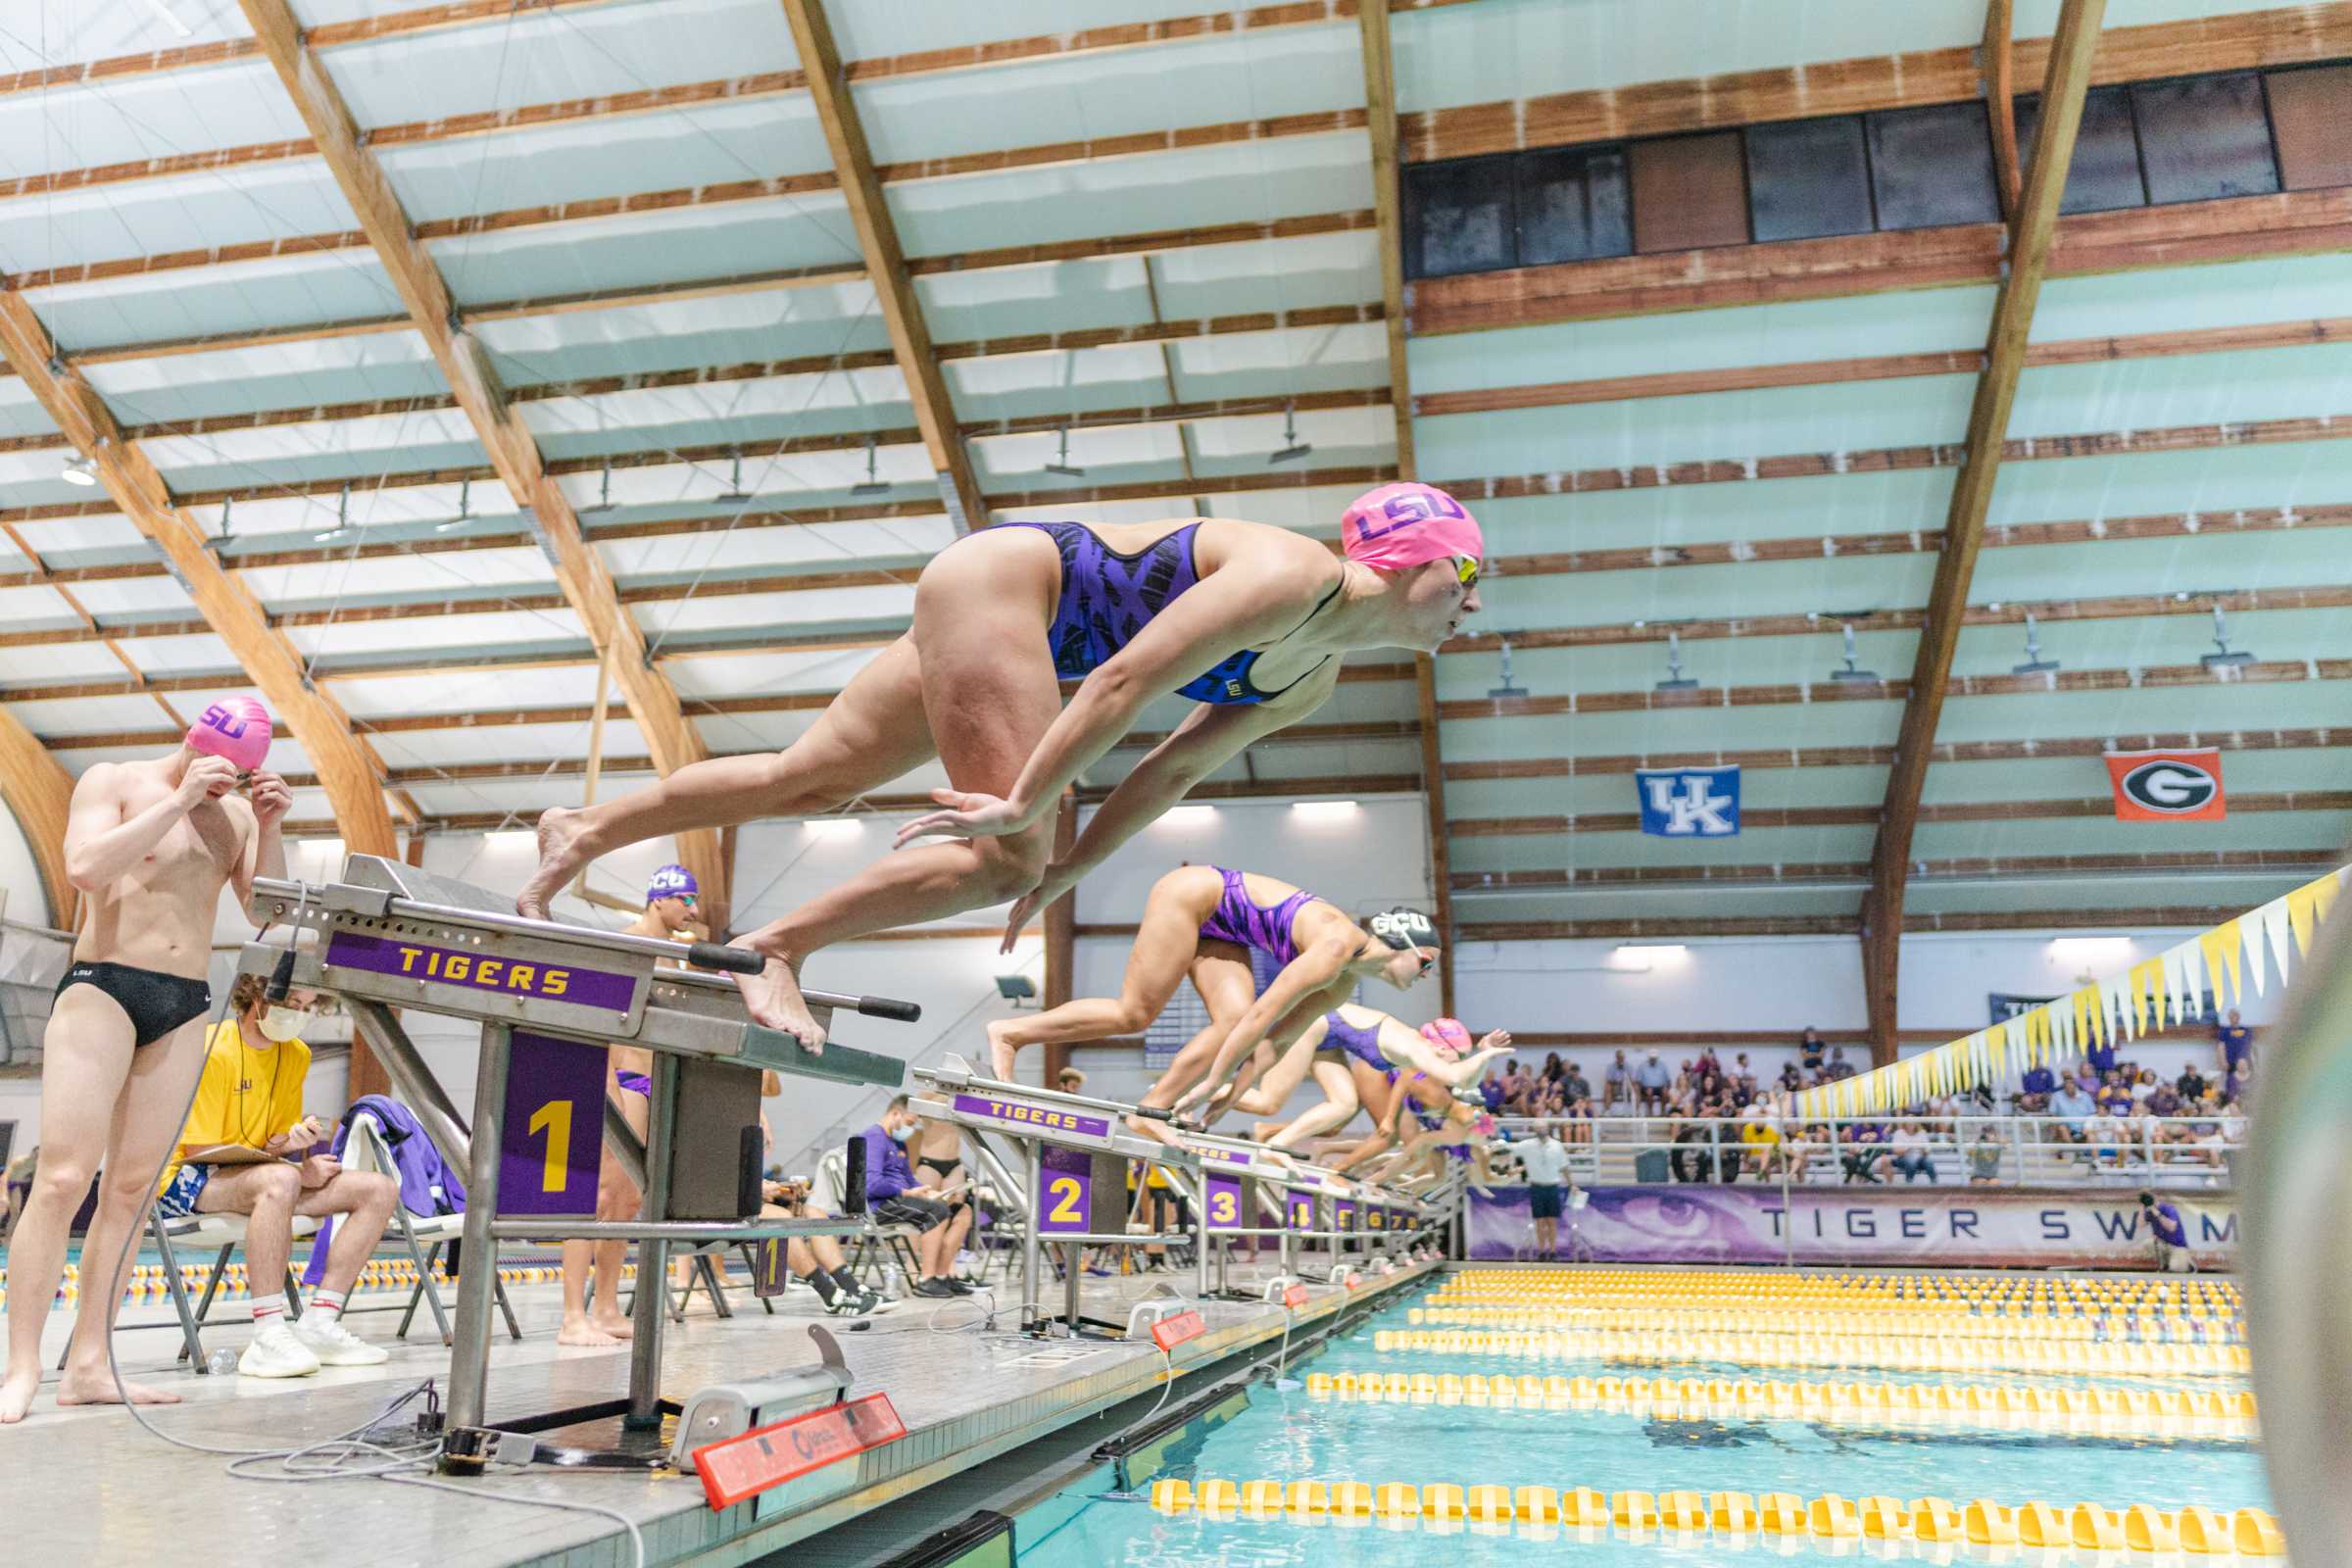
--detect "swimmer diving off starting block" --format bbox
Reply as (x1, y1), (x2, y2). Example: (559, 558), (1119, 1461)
(983, 864), (1445, 1139)
(514, 483), (1483, 1049)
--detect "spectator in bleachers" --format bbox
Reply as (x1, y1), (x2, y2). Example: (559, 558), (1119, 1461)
(2176, 1063), (2208, 1102)
(859, 1096), (973, 1298)
(1668, 1114), (1715, 1184)
(1561, 1059), (1591, 1106)
(1889, 1119), (1936, 1183)
(1967, 1125), (2006, 1186)
(1634, 1051), (1671, 1115)
(1840, 1121), (1889, 1184)
(2216, 1009), (2254, 1078)
(2084, 1034), (2118, 1080)
(1732, 1051), (1752, 1083)
(2017, 1060), (2055, 1112)
(1778, 1061), (1803, 1094)
(2048, 1077), (2095, 1156)
(1668, 1058), (1696, 1108)
(1825, 1047), (1857, 1082)
(2096, 1071), (2134, 1117)
(1603, 1050), (1632, 1112)
(1540, 1052), (1565, 1085)
(2146, 1079), (2181, 1117)
(2085, 1106), (2127, 1169)
(1798, 1027), (1826, 1075)
(1692, 1047), (1721, 1080)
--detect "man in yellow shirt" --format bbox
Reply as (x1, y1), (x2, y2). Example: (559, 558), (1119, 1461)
(155, 975), (398, 1378)
(1738, 1101), (1783, 1178)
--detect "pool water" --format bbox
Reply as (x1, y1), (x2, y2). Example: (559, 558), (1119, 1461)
(1015, 1273), (2274, 1567)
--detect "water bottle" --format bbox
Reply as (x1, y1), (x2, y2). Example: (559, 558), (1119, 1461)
(883, 1262), (904, 1298)
(206, 1347), (239, 1376)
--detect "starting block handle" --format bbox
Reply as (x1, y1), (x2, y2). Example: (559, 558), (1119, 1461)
(798, 990), (922, 1023)
(687, 941), (766, 975)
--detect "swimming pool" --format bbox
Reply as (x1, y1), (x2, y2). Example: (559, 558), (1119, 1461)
(1015, 1268), (2279, 1566)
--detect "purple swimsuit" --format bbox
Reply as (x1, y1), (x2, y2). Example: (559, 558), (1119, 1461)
(1321, 1009), (1392, 1076)
(1197, 866), (1324, 966)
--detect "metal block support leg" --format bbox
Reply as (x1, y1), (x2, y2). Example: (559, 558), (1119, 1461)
(1020, 1141), (1044, 1333)
(624, 1051), (680, 1430)
(444, 1021), (513, 1441)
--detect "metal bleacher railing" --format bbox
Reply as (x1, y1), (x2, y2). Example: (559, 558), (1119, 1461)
(0, 918), (71, 1070)
(1487, 1113), (2243, 1189)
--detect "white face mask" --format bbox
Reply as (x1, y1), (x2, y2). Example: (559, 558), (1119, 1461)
(257, 1005), (308, 1042)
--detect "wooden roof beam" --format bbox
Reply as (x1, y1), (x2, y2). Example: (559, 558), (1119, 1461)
(0, 701), (77, 928)
(0, 295), (397, 867)
(1859, 0), (2110, 1067)
(779, 0), (987, 534)
(234, 0), (728, 929)
(1355, 0), (1457, 1014)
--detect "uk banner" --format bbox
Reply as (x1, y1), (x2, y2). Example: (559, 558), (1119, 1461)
(1636, 765), (1740, 838)
(2104, 748), (2226, 821)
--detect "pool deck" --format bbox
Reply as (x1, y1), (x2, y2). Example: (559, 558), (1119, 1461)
(0, 1256), (1435, 1568)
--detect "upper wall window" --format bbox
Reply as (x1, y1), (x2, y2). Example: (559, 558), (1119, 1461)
(1746, 116), (1875, 242)
(2133, 73), (2280, 204)
(1868, 102), (2002, 230)
(1400, 58), (2347, 280)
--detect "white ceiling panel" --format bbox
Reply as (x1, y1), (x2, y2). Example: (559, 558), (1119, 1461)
(281, 605), (586, 661)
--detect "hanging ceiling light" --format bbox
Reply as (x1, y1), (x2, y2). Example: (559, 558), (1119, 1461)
(1044, 426), (1086, 478)
(1830, 620), (1881, 683)
(715, 450), (751, 504)
(1268, 402), (1312, 465)
(851, 436), (891, 496)
(2201, 602), (2255, 668)
(434, 478), (475, 533)
(2011, 609), (2060, 674)
(60, 452), (98, 487)
(578, 463), (616, 516)
(202, 496), (234, 551)
(314, 484), (354, 544)
(1487, 637), (1528, 700)
(1655, 628), (1698, 691)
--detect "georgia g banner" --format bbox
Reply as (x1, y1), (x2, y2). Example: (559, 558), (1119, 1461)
(2105, 748), (2226, 821)
(1467, 1185), (2236, 1269)
(1636, 764), (1740, 838)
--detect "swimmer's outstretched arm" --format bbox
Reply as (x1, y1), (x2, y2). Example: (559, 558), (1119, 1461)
(1373, 1015), (1510, 1089)
(897, 564), (1337, 852)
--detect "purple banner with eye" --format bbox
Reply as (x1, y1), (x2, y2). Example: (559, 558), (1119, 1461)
(1037, 1145), (1094, 1234)
(325, 930), (636, 1014)
(1203, 1174), (1244, 1231)
(1464, 1186), (2242, 1268)
(953, 1092), (1110, 1142)
(497, 1030), (611, 1217)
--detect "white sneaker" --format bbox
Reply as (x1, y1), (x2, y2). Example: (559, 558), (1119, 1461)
(292, 1312), (390, 1367)
(239, 1321), (321, 1379)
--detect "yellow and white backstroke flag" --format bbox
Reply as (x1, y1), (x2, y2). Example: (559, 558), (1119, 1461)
(1789, 865), (2348, 1120)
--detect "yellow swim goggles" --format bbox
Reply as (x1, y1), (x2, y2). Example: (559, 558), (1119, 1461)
(1452, 555), (1482, 589)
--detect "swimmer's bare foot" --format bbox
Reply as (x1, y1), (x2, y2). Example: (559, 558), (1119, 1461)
(735, 955), (824, 1051)
(589, 1311), (634, 1341)
(516, 806), (592, 920)
(0, 1366), (38, 1424)
(558, 1316), (624, 1348)
(54, 1368), (180, 1409)
(985, 1019), (1019, 1082)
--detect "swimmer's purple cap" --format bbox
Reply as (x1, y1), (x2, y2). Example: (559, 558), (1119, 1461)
(647, 863), (699, 903)
(186, 698), (271, 772)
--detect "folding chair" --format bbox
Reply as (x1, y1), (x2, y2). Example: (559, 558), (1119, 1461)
(145, 1205), (318, 1371)
(340, 1111), (520, 1346)
(817, 1151), (924, 1289)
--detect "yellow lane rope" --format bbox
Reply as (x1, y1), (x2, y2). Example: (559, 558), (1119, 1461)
(1146, 1481), (2285, 1555)
(1302, 1368), (2255, 1438)
(1369, 1326), (2250, 1379)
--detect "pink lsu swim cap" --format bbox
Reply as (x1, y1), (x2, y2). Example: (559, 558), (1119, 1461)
(1420, 1017), (1475, 1058)
(187, 697), (272, 772)
(1340, 482), (1482, 573)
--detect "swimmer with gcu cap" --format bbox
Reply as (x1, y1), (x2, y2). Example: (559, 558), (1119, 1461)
(557, 863), (705, 1346)
(3, 699), (290, 1423)
(984, 865), (1441, 1138)
(1196, 1007), (1510, 1151)
(514, 483), (1482, 1048)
